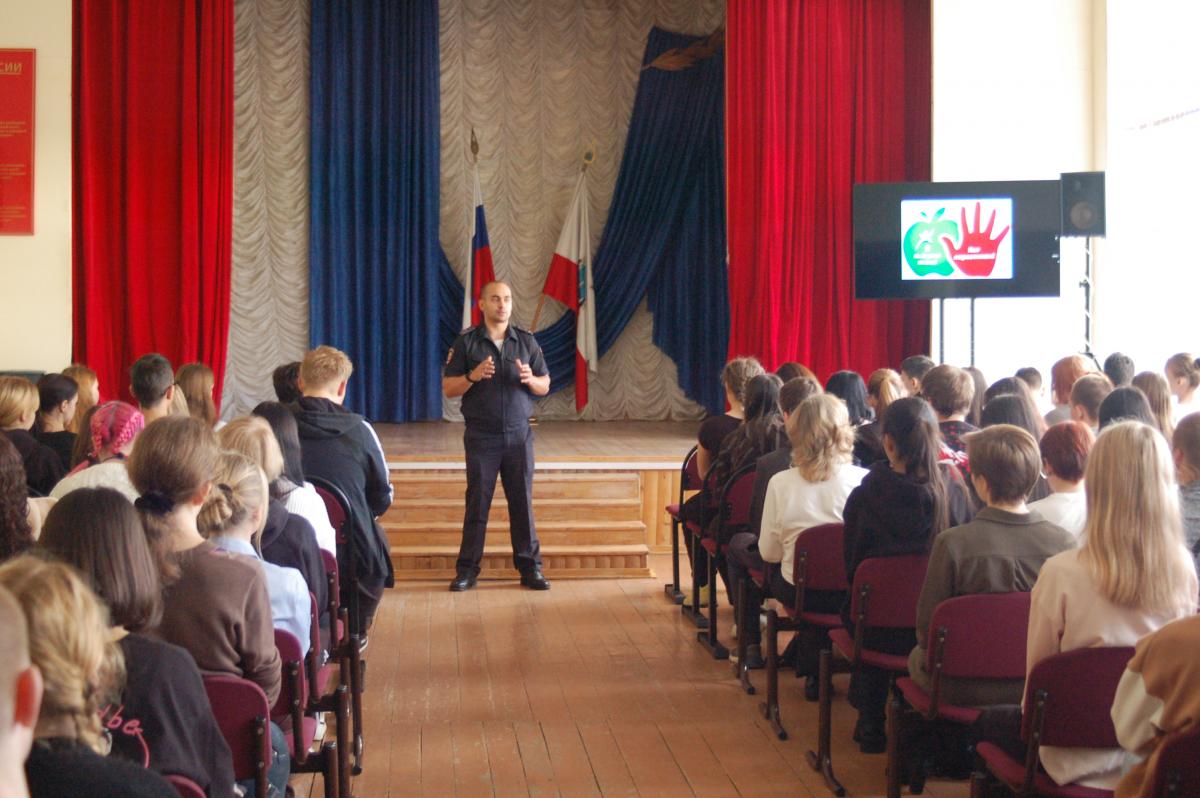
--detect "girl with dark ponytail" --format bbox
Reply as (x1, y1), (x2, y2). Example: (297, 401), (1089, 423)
(839, 396), (971, 753)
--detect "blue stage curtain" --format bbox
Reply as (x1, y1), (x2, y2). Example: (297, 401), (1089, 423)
(310, 0), (442, 421)
(440, 28), (728, 414)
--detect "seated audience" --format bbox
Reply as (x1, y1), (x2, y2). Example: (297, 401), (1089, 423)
(1171, 413), (1200, 560)
(49, 402), (143, 503)
(38, 488), (235, 795)
(841, 397), (972, 752)
(1046, 355), (1091, 426)
(824, 370), (871, 427)
(127, 416), (289, 795)
(67, 405), (99, 470)
(1016, 366), (1051, 415)
(0, 377), (65, 497)
(32, 375), (77, 472)
(899, 354), (935, 396)
(984, 376), (1031, 405)
(775, 361), (817, 383)
(1111, 614), (1200, 798)
(1104, 352), (1136, 388)
(199, 451), (311, 655)
(175, 363), (219, 429)
(1099, 386), (1157, 430)
(1026, 421), (1197, 790)
(129, 354), (177, 425)
(909, 425), (1074, 704)
(0, 582), (39, 798)
(730, 394), (867, 677)
(0, 437), (34, 561)
(963, 369), (988, 428)
(1070, 373), (1114, 431)
(251, 401), (337, 554)
(0, 556), (176, 797)
(272, 361), (302, 404)
(854, 368), (904, 467)
(1028, 421), (1094, 539)
(1164, 352), (1200, 425)
(748, 377), (822, 539)
(293, 345), (394, 634)
(61, 364), (99, 436)
(920, 365), (977, 454)
(1132, 371), (1175, 441)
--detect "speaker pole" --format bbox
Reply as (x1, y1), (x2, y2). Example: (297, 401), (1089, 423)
(969, 298), (976, 367)
(1079, 237), (1094, 358)
(937, 298), (945, 364)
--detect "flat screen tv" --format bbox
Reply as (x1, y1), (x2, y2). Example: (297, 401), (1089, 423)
(853, 180), (1062, 300)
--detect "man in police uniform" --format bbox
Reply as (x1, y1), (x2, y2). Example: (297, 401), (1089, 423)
(443, 281), (552, 592)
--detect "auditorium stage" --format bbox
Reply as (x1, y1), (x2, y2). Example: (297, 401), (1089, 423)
(376, 421), (700, 581)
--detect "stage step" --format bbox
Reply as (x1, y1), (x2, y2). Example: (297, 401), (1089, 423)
(385, 468), (651, 579)
(390, 544), (652, 580)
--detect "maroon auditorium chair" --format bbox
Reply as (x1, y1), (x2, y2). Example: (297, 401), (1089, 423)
(203, 675), (272, 798)
(272, 627), (347, 797)
(888, 591), (1031, 797)
(696, 464), (756, 660)
(974, 646), (1136, 798)
(1145, 725), (1200, 797)
(664, 444), (701, 605)
(164, 775), (206, 798)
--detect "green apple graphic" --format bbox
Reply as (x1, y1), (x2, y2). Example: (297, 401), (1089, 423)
(902, 208), (958, 276)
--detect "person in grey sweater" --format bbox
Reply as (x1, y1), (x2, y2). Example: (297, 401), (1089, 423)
(909, 424), (1075, 706)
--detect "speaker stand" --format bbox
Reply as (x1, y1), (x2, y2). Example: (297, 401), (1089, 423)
(1079, 236), (1094, 359)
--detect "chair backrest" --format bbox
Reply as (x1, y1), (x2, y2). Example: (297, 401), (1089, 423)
(719, 465), (757, 529)
(310, 479), (349, 546)
(1021, 646), (1135, 748)
(926, 592), (1031, 680)
(850, 555), (929, 630)
(1149, 725), (1200, 797)
(680, 444), (702, 493)
(272, 628), (308, 720)
(202, 675), (272, 784)
(793, 523), (848, 592)
(165, 774), (206, 798)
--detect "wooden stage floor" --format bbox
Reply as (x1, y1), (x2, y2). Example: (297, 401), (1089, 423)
(292, 555), (970, 797)
(377, 421), (701, 468)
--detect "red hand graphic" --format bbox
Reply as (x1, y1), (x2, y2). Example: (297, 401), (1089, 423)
(940, 202), (1010, 277)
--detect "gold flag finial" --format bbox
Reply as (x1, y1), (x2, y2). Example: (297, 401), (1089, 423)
(470, 128), (479, 163)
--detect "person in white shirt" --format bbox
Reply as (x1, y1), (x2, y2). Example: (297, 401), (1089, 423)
(727, 394), (867, 670)
(1165, 353), (1200, 426)
(1023, 422), (1197, 791)
(1028, 421), (1094, 540)
(199, 451), (310, 654)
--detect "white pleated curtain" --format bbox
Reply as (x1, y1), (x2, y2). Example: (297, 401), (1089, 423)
(223, 0), (723, 421)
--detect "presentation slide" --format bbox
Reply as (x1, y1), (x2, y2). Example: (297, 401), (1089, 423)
(900, 198), (1012, 281)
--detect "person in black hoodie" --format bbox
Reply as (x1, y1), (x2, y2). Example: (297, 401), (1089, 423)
(32, 374), (78, 473)
(39, 488), (236, 797)
(292, 346), (393, 636)
(0, 377), (65, 497)
(841, 397), (972, 754)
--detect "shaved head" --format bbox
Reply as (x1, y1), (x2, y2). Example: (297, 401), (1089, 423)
(479, 281), (511, 300)
(478, 281), (514, 327)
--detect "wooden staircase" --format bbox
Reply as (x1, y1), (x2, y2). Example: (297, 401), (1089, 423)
(384, 470), (652, 579)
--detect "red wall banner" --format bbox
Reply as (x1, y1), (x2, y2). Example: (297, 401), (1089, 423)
(0, 49), (35, 235)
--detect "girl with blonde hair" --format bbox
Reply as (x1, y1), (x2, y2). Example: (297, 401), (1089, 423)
(727, 394), (868, 671)
(174, 363), (218, 428)
(855, 368), (907, 466)
(1133, 370), (1175, 440)
(0, 376), (65, 496)
(0, 556), (175, 796)
(1026, 421), (1198, 790)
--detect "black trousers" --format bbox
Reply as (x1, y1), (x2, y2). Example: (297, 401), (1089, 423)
(457, 425), (542, 576)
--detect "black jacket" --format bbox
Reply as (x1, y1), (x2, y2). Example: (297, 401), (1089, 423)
(4, 428), (65, 497)
(293, 397), (394, 588)
(27, 737), (176, 797)
(749, 445), (791, 537)
(262, 498), (329, 627)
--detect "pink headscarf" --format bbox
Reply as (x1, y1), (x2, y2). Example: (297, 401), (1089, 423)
(90, 401), (145, 459)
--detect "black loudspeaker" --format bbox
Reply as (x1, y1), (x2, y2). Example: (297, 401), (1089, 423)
(1061, 171), (1106, 237)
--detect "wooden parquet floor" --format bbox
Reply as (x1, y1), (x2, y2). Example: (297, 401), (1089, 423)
(294, 555), (970, 798)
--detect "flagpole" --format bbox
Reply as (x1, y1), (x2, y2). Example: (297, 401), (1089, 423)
(531, 148), (594, 332)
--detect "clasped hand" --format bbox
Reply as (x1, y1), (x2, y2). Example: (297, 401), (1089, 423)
(469, 356), (536, 386)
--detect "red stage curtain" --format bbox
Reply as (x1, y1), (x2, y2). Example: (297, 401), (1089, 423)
(73, 0), (233, 404)
(726, 0), (931, 381)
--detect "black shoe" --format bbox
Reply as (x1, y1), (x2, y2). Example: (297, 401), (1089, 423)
(449, 573), (477, 592)
(804, 675), (820, 702)
(520, 570), (551, 590)
(853, 716), (887, 754)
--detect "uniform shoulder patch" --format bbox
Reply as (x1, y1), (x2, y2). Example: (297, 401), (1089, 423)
(445, 346), (455, 366)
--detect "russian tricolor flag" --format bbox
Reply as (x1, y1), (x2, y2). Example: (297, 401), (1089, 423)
(462, 166), (496, 328)
(541, 171), (597, 411)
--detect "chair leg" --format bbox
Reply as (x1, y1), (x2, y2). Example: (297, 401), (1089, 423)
(697, 547), (728, 659)
(347, 636), (365, 775)
(805, 649), (845, 796)
(335, 684), (352, 798)
(320, 739), (340, 798)
(664, 518), (685, 604)
(736, 578), (756, 694)
(886, 685), (903, 798)
(760, 609), (787, 740)
(680, 535), (709, 629)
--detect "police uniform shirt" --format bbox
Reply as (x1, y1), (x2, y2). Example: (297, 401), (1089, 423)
(444, 324), (548, 433)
